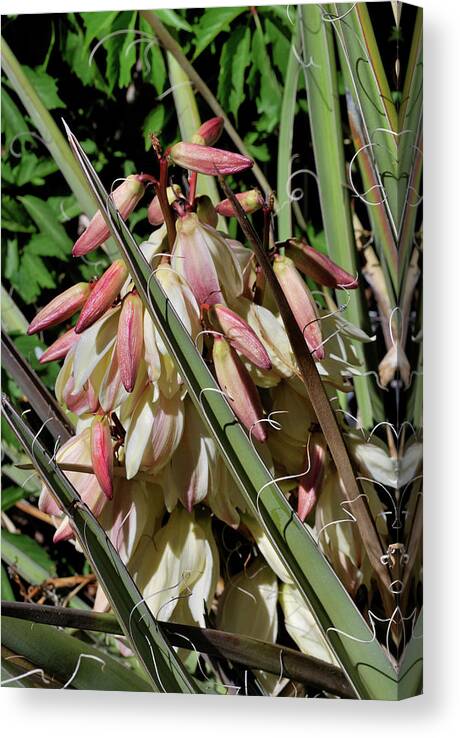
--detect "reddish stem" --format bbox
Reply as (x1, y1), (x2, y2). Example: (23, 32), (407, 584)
(156, 158), (176, 250)
(188, 171), (198, 208)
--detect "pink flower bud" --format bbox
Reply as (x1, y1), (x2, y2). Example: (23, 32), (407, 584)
(117, 292), (144, 392)
(215, 189), (264, 217)
(191, 116), (224, 146)
(273, 254), (324, 361)
(209, 304), (272, 370)
(53, 521), (74, 544)
(75, 260), (128, 334)
(91, 415), (114, 500)
(28, 283), (91, 335)
(297, 436), (326, 522)
(148, 185), (181, 225)
(39, 328), (79, 364)
(286, 240), (358, 289)
(213, 336), (267, 442)
(73, 175), (145, 257)
(173, 213), (224, 306)
(169, 142), (253, 176)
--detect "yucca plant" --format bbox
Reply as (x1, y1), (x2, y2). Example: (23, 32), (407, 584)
(1, 2), (422, 700)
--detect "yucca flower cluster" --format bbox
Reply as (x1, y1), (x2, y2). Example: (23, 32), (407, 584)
(31, 117), (392, 671)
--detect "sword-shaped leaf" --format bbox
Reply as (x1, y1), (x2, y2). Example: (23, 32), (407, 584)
(328, 3), (401, 235)
(2, 616), (153, 692)
(300, 3), (381, 427)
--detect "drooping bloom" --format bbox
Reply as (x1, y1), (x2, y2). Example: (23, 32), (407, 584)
(217, 558), (278, 644)
(131, 507), (219, 627)
(90, 414), (114, 500)
(155, 265), (202, 345)
(216, 557), (282, 695)
(165, 398), (248, 525)
(72, 175), (145, 257)
(240, 298), (296, 380)
(76, 260), (128, 333)
(191, 116), (224, 146)
(273, 254), (324, 360)
(213, 335), (267, 442)
(28, 283), (91, 335)
(93, 478), (166, 612)
(98, 344), (129, 414)
(144, 264), (203, 398)
(285, 240), (358, 289)
(208, 303), (272, 370)
(117, 291), (144, 392)
(164, 397), (212, 512)
(62, 373), (99, 416)
(123, 384), (184, 479)
(267, 381), (316, 473)
(215, 189), (264, 217)
(314, 470), (386, 595)
(39, 427), (108, 543)
(173, 213), (223, 306)
(169, 142), (253, 176)
(70, 307), (120, 396)
(39, 327), (79, 363)
(55, 345), (100, 416)
(172, 212), (243, 306)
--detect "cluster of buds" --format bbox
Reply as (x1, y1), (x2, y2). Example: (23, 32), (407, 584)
(30, 117), (385, 652)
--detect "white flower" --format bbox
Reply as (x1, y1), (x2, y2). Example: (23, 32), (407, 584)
(124, 384), (184, 479)
(217, 558), (278, 643)
(132, 508), (219, 627)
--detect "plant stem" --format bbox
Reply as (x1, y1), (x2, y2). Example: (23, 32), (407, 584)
(1, 601), (354, 699)
(156, 157), (176, 250)
(188, 171), (198, 207)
